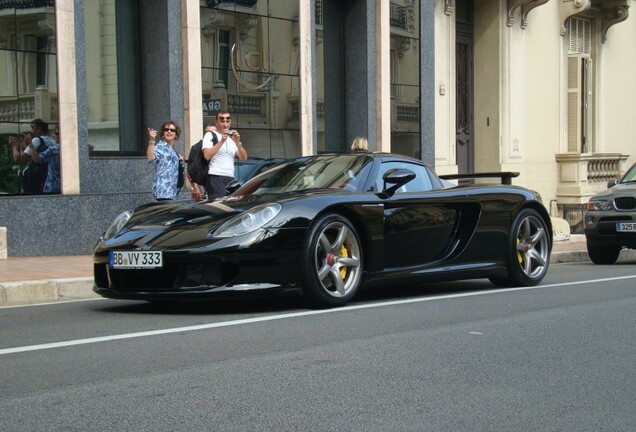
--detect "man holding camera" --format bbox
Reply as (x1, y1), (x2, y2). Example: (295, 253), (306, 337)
(202, 111), (248, 199)
(8, 119), (57, 194)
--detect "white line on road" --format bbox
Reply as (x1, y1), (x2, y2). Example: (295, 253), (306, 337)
(2, 275), (635, 355)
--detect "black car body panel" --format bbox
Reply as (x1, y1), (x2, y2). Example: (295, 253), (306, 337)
(94, 153), (553, 305)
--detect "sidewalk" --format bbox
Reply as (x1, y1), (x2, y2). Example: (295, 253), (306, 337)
(0, 235), (622, 307)
(0, 255), (97, 307)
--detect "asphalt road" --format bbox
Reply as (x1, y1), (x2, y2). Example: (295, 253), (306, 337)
(1, 262), (635, 431)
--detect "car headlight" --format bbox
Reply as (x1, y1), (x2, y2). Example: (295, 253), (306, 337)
(213, 204), (281, 238)
(103, 210), (133, 240)
(587, 200), (612, 211)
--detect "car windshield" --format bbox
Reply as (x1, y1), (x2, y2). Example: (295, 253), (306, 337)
(232, 154), (373, 195)
(620, 165), (636, 183)
(234, 163), (260, 184)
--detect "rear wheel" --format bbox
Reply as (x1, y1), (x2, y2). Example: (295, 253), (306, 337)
(302, 214), (363, 307)
(490, 208), (551, 287)
(586, 243), (620, 264)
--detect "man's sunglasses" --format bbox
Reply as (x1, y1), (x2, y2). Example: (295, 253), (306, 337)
(164, 128), (177, 133)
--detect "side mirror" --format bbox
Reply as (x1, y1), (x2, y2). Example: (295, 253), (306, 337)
(379, 168), (416, 198)
(607, 179), (618, 188)
(225, 180), (241, 194)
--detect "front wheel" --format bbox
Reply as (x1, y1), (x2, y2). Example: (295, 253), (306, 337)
(586, 243), (620, 264)
(490, 208), (551, 288)
(302, 214), (363, 307)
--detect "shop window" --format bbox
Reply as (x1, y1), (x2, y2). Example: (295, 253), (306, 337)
(200, 1), (302, 160)
(85, 0), (142, 155)
(0, 2), (58, 196)
(389, 0), (421, 159)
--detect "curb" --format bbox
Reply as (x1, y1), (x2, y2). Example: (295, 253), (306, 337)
(550, 250), (591, 264)
(0, 277), (97, 307)
(551, 249), (636, 265)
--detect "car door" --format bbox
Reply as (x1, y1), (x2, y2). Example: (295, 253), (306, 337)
(377, 162), (459, 268)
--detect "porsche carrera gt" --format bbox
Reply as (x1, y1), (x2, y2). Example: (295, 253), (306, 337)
(93, 153), (553, 307)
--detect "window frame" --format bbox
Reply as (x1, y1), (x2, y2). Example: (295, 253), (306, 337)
(565, 16), (597, 154)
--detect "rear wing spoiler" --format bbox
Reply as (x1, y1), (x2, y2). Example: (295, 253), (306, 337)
(439, 172), (520, 185)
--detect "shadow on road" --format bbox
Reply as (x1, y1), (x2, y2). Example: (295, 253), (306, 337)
(90, 279), (498, 316)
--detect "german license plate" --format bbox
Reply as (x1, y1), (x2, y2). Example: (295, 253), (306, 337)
(616, 222), (636, 232)
(109, 251), (163, 269)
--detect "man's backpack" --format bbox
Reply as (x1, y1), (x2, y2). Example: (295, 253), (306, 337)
(186, 132), (216, 185)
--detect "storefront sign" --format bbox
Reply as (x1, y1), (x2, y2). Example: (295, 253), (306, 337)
(203, 99), (221, 116)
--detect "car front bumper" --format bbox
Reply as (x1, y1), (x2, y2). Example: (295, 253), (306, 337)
(93, 227), (307, 300)
(584, 212), (636, 248)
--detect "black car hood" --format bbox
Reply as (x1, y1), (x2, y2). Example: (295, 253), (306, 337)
(127, 194), (280, 229)
(98, 195), (280, 250)
(104, 190), (351, 249)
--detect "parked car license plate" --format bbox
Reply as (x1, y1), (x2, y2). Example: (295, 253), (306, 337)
(109, 251), (163, 269)
(616, 222), (636, 232)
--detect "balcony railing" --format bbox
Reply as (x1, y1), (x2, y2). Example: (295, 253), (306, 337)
(0, 0), (54, 8)
(316, 0), (322, 25)
(390, 3), (407, 31)
(555, 152), (630, 232)
(396, 104), (419, 123)
(556, 153), (629, 191)
(205, 0), (257, 8)
(289, 100), (324, 122)
(0, 91), (58, 123)
(587, 158), (627, 183)
(227, 92), (265, 117)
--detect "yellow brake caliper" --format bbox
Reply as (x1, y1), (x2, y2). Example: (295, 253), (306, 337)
(340, 245), (348, 279)
(517, 238), (524, 264)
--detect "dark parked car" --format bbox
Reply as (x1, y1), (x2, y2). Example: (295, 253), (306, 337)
(584, 162), (636, 264)
(94, 153), (553, 307)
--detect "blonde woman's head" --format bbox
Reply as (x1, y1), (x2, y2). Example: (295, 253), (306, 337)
(351, 136), (368, 152)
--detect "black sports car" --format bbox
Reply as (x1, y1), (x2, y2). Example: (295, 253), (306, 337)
(94, 153), (553, 307)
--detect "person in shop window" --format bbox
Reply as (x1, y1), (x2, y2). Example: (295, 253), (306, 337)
(30, 125), (61, 194)
(9, 119), (55, 194)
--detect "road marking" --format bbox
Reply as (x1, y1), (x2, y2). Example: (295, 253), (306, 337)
(1, 297), (106, 309)
(2, 275), (635, 355)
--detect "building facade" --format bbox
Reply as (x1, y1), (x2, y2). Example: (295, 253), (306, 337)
(0, 0), (633, 256)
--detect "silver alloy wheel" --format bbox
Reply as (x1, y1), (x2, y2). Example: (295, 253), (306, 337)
(516, 214), (550, 279)
(313, 221), (362, 298)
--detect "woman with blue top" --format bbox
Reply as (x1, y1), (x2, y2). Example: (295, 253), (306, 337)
(146, 120), (182, 200)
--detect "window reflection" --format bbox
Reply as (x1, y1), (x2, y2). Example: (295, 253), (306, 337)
(315, 12), (325, 153)
(200, 0), (302, 159)
(390, 0), (420, 159)
(85, 0), (141, 155)
(0, 1), (58, 195)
